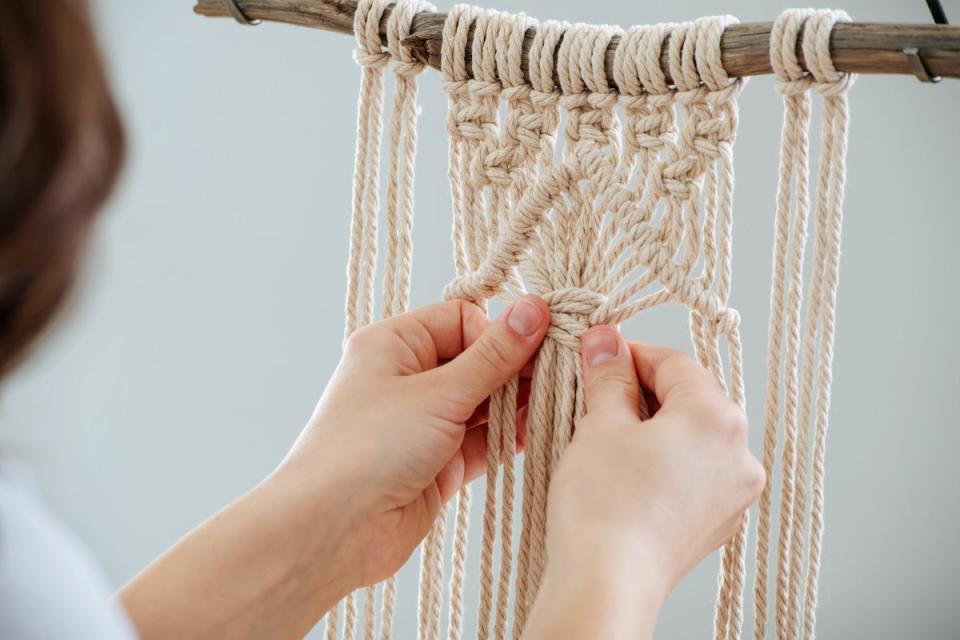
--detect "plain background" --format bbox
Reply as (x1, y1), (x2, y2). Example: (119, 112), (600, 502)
(2, 0), (958, 637)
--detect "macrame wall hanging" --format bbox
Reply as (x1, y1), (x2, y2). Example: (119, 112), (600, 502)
(322, 2), (856, 639)
(186, 0), (960, 634)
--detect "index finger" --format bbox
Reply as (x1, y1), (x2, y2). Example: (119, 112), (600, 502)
(355, 300), (535, 376)
(403, 300), (536, 377)
(627, 342), (725, 411)
(391, 299), (490, 362)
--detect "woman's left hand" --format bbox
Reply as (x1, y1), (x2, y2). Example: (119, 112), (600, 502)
(278, 295), (551, 590)
(121, 297), (550, 640)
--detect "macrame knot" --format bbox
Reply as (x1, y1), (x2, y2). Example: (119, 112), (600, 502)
(771, 9), (855, 96)
(815, 72), (856, 96)
(530, 89), (560, 109)
(774, 78), (815, 96)
(674, 275), (740, 336)
(384, 0), (434, 76)
(353, 0), (388, 65)
(715, 307), (741, 335)
(654, 159), (699, 200)
(529, 20), (569, 94)
(390, 58), (428, 77)
(500, 84), (531, 105)
(354, 49), (391, 69)
(541, 288), (607, 351)
(557, 24), (620, 97)
(443, 271), (498, 305)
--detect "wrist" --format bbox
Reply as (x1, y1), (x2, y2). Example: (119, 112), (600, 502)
(545, 527), (672, 608)
(548, 542), (668, 604)
(260, 458), (372, 595)
(527, 540), (666, 640)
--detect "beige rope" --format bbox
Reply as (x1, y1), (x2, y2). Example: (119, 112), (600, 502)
(753, 11), (814, 640)
(439, 10), (749, 637)
(330, 1), (390, 635)
(340, 5), (853, 639)
(377, 3), (434, 638)
(333, 1), (430, 639)
(756, 9), (854, 640)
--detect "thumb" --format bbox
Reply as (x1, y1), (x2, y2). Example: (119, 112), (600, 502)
(436, 295), (550, 409)
(581, 325), (643, 420)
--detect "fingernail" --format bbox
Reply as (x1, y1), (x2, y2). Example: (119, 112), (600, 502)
(506, 298), (542, 337)
(582, 329), (619, 367)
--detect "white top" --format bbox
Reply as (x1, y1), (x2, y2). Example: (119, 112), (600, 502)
(0, 459), (138, 639)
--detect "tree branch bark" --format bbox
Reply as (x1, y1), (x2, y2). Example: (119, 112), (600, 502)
(194, 0), (960, 84)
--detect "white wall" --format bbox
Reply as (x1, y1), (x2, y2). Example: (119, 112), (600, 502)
(3, 0), (958, 637)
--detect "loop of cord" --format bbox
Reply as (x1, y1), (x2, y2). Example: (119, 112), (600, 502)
(353, 0), (389, 68)
(387, 0), (435, 76)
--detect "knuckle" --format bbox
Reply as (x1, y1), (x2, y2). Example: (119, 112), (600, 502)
(474, 335), (513, 373)
(590, 368), (636, 392)
(694, 395), (747, 439)
(722, 516), (742, 545)
(744, 456), (767, 499)
(660, 349), (694, 377)
(722, 403), (749, 438)
(344, 324), (378, 355)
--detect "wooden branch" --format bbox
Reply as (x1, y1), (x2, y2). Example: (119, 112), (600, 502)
(194, 0), (960, 84)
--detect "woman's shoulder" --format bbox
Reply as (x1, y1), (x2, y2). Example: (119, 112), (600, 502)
(0, 458), (139, 639)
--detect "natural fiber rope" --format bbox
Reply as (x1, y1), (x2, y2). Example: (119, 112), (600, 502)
(439, 10), (749, 637)
(755, 9), (853, 640)
(330, 2), (430, 639)
(338, 5), (853, 639)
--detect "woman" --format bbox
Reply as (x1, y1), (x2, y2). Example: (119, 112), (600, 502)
(0, 1), (764, 638)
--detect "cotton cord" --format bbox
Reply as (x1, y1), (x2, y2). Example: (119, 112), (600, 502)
(439, 10), (749, 638)
(339, 5), (854, 639)
(755, 9), (853, 640)
(332, 1), (430, 640)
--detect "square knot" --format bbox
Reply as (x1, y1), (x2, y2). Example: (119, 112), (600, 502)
(542, 288), (607, 351)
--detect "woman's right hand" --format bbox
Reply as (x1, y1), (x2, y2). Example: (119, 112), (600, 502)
(525, 326), (765, 639)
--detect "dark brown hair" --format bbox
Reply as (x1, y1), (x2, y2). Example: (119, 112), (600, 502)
(0, 0), (124, 375)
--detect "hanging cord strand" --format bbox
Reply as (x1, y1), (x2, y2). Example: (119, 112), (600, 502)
(510, 21), (566, 635)
(754, 9), (814, 640)
(332, 2), (390, 638)
(468, 13), (505, 638)
(344, 0), (390, 340)
(374, 3), (435, 638)
(795, 11), (854, 640)
(771, 10), (817, 640)
(786, 12), (839, 638)
(492, 13), (537, 640)
(756, 10), (854, 640)
(428, 5), (476, 640)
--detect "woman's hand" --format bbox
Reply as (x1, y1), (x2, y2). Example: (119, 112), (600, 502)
(524, 325), (765, 640)
(278, 295), (551, 588)
(121, 296), (550, 640)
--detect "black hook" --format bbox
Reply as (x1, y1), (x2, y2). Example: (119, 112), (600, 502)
(905, 1), (949, 82)
(222, 0), (261, 26)
(926, 0), (949, 24)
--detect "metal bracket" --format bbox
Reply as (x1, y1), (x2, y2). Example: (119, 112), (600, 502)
(904, 47), (942, 82)
(222, 0), (260, 25)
